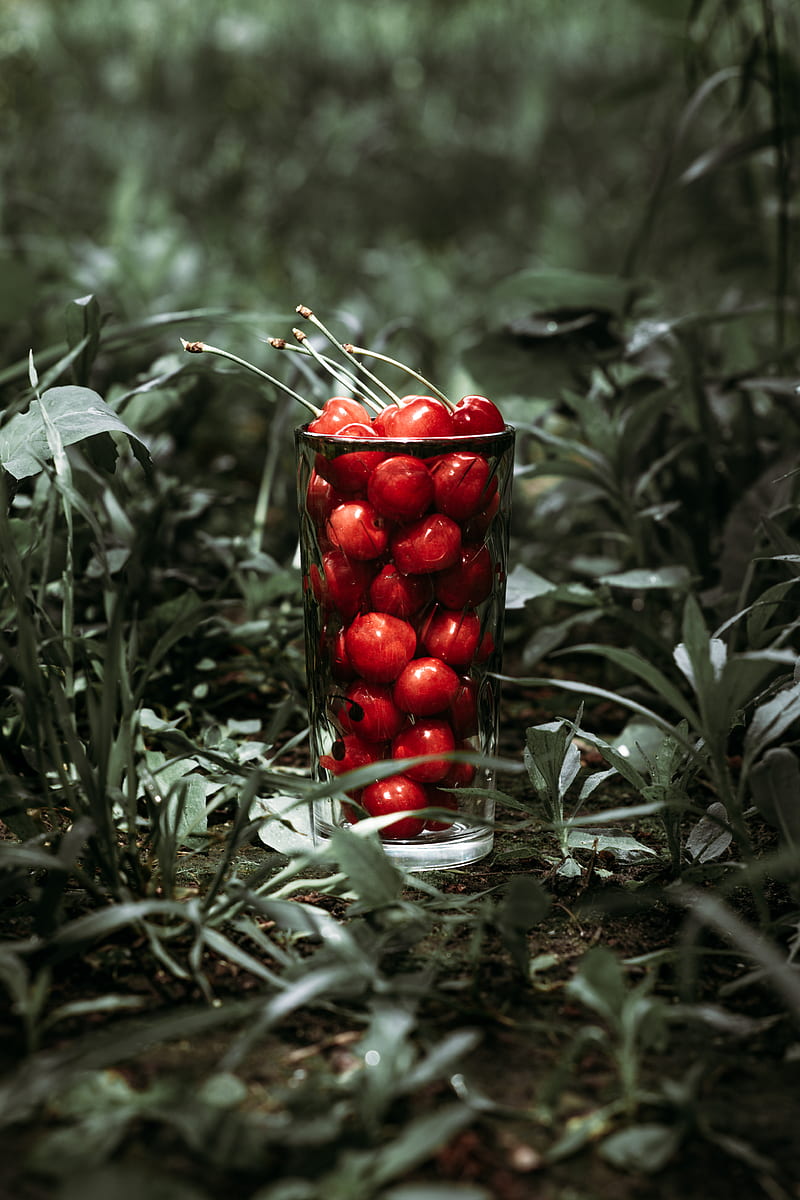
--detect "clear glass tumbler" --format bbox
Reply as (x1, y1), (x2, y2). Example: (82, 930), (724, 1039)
(295, 423), (515, 869)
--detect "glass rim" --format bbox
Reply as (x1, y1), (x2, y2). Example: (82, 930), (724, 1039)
(295, 423), (516, 455)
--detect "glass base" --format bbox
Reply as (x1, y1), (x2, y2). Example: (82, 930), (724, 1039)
(313, 817), (493, 871)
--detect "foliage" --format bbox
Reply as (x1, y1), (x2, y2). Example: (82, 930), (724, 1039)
(1, 1), (800, 1196)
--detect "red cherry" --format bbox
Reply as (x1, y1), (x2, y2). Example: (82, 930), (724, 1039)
(327, 626), (354, 681)
(380, 396), (454, 439)
(308, 396), (370, 434)
(305, 470), (343, 526)
(319, 549), (372, 619)
(419, 608), (481, 668)
(430, 452), (492, 522)
(434, 544), (494, 608)
(367, 455), (434, 520)
(326, 501), (389, 561)
(315, 423), (386, 493)
(450, 675), (479, 738)
(319, 733), (380, 776)
(393, 656), (460, 716)
(337, 679), (404, 742)
(368, 563), (432, 618)
(452, 395), (505, 435)
(391, 717), (456, 782)
(344, 612), (417, 682)
(360, 775), (427, 838)
(439, 749), (477, 788)
(371, 405), (401, 436)
(390, 513), (461, 575)
(461, 490), (501, 543)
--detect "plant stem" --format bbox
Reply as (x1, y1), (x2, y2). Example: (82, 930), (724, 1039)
(265, 336), (384, 414)
(295, 305), (402, 406)
(181, 339), (319, 416)
(344, 343), (452, 407)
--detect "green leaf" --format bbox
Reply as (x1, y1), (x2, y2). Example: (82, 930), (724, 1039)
(749, 749), (800, 846)
(566, 829), (657, 863)
(744, 681), (800, 765)
(327, 826), (404, 909)
(0, 386), (150, 479)
(371, 1105), (474, 1187)
(489, 267), (637, 319)
(504, 563), (558, 609)
(567, 946), (626, 1028)
(599, 1122), (683, 1173)
(568, 644), (699, 726)
(685, 802), (732, 863)
(599, 566), (692, 591)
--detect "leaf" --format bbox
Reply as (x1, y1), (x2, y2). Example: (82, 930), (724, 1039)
(567, 946), (626, 1028)
(371, 1105), (474, 1187)
(504, 563), (558, 608)
(744, 681), (800, 764)
(566, 829), (657, 863)
(611, 719), (672, 774)
(326, 827), (404, 909)
(685, 802), (732, 863)
(489, 267), (637, 320)
(0, 386), (150, 479)
(749, 749), (800, 846)
(599, 1122), (683, 1173)
(599, 566), (692, 591)
(680, 124), (800, 186)
(568, 644), (699, 726)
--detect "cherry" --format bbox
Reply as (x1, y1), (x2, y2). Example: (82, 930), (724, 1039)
(337, 679), (404, 742)
(375, 395), (454, 439)
(360, 775), (427, 838)
(461, 489), (500, 543)
(319, 548), (372, 619)
(391, 717), (456, 782)
(305, 470), (343, 526)
(390, 513), (461, 575)
(393, 656), (460, 716)
(419, 608), (481, 668)
(328, 626), (354, 680)
(344, 611), (417, 682)
(319, 733), (380, 776)
(308, 396), (370, 434)
(315, 422), (386, 493)
(439, 749), (477, 788)
(430, 452), (492, 522)
(451, 395), (505, 435)
(367, 454), (434, 520)
(450, 675), (479, 738)
(368, 563), (432, 618)
(434, 544), (494, 608)
(326, 500), (389, 561)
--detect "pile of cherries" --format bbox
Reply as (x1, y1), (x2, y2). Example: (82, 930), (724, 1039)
(302, 389), (508, 840)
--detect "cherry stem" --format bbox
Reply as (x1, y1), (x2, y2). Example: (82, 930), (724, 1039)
(180, 339), (320, 416)
(266, 336), (384, 414)
(343, 344), (452, 408)
(295, 305), (402, 407)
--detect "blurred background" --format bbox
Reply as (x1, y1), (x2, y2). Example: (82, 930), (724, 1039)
(0, 0), (797, 568)
(3, 0), (788, 353)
